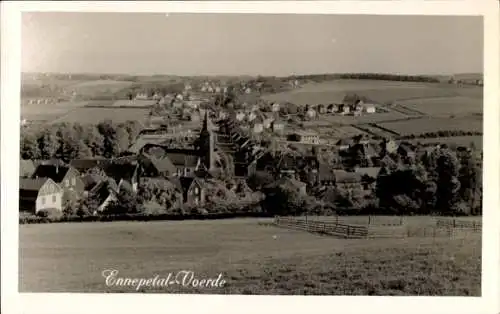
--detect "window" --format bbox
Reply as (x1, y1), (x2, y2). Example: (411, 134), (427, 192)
(41, 197), (46, 205)
(194, 187), (199, 194)
(52, 195), (57, 203)
(71, 178), (76, 186)
(65, 179), (69, 187)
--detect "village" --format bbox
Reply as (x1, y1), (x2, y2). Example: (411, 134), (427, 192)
(19, 79), (481, 219)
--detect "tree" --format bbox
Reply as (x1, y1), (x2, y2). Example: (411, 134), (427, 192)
(37, 127), (59, 159)
(97, 120), (119, 158)
(105, 189), (141, 215)
(247, 171), (275, 191)
(20, 131), (40, 159)
(435, 149), (461, 214)
(81, 125), (105, 157)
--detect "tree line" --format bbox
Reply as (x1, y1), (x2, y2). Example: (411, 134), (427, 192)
(20, 120), (142, 161)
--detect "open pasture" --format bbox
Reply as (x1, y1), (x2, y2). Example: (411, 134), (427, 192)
(261, 79), (478, 105)
(21, 101), (90, 122)
(411, 136), (483, 149)
(376, 116), (482, 136)
(64, 79), (134, 95)
(19, 218), (481, 295)
(398, 96), (482, 116)
(111, 99), (156, 107)
(53, 107), (151, 124)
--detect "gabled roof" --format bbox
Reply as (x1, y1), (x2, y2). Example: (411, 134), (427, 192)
(82, 174), (105, 191)
(143, 153), (177, 174)
(354, 167), (381, 179)
(32, 165), (74, 183)
(102, 163), (137, 183)
(318, 162), (335, 181)
(333, 170), (362, 183)
(19, 177), (51, 192)
(336, 138), (354, 146)
(166, 152), (200, 168)
(69, 158), (111, 173)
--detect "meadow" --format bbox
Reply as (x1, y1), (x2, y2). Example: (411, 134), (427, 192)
(410, 136), (483, 148)
(398, 96), (483, 116)
(376, 116), (483, 136)
(262, 79), (481, 105)
(19, 218), (481, 295)
(53, 107), (151, 124)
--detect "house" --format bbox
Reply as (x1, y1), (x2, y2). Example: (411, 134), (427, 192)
(176, 94), (184, 101)
(247, 111), (258, 122)
(354, 167), (381, 190)
(19, 178), (63, 214)
(306, 107), (317, 119)
(136, 92), (149, 100)
(245, 87), (252, 94)
(182, 177), (231, 206)
(252, 116), (264, 134)
(317, 104), (327, 114)
(31, 164), (85, 204)
(287, 131), (320, 144)
(270, 118), (285, 134)
(340, 104), (350, 115)
(69, 158), (112, 175)
(20, 159), (36, 178)
(262, 114), (275, 129)
(364, 104), (376, 114)
(380, 139), (399, 155)
(271, 103), (280, 112)
(81, 173), (106, 195)
(139, 153), (177, 178)
(333, 170), (362, 190)
(102, 162), (140, 193)
(335, 138), (354, 151)
(327, 104), (338, 114)
(235, 111), (246, 122)
(397, 142), (417, 160)
(317, 162), (336, 186)
(349, 143), (379, 167)
(89, 179), (120, 213)
(165, 151), (201, 177)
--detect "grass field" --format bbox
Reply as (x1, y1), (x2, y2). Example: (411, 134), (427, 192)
(19, 218), (481, 295)
(53, 107), (151, 124)
(262, 79), (481, 106)
(410, 136), (483, 148)
(398, 96), (482, 116)
(376, 116), (483, 136)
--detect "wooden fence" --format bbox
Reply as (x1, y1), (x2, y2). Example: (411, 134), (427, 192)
(436, 218), (482, 232)
(273, 216), (369, 239)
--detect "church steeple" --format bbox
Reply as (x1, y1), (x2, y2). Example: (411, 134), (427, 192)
(197, 110), (216, 172)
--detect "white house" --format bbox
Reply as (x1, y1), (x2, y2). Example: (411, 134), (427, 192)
(235, 111), (246, 122)
(365, 104), (376, 114)
(271, 103), (280, 112)
(306, 108), (317, 119)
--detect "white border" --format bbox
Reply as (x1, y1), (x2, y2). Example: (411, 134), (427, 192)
(1, 2), (499, 314)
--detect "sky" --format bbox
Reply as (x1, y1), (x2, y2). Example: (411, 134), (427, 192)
(21, 13), (483, 76)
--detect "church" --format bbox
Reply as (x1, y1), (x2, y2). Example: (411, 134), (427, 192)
(138, 110), (230, 179)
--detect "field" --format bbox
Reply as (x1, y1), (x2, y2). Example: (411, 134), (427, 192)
(19, 218), (481, 295)
(410, 136), (483, 148)
(376, 116), (483, 136)
(52, 107), (151, 124)
(398, 96), (482, 116)
(262, 79), (481, 105)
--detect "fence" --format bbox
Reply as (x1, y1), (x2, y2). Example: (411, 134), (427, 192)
(435, 218), (482, 232)
(271, 216), (481, 239)
(273, 216), (369, 239)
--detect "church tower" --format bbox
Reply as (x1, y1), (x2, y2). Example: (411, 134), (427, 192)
(197, 110), (216, 171)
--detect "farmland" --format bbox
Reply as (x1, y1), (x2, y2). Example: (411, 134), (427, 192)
(377, 116), (483, 136)
(410, 136), (483, 148)
(398, 96), (483, 116)
(52, 107), (151, 124)
(262, 79), (481, 105)
(19, 218), (481, 295)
